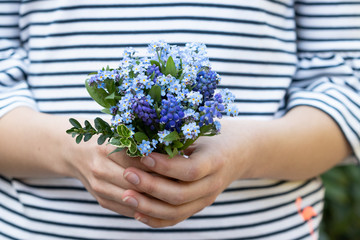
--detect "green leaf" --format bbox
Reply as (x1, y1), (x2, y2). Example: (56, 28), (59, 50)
(150, 60), (160, 68)
(173, 140), (183, 148)
(200, 124), (213, 134)
(97, 134), (107, 145)
(85, 80), (112, 108)
(164, 56), (177, 77)
(164, 145), (173, 158)
(148, 85), (162, 104)
(101, 108), (111, 115)
(163, 131), (180, 142)
(172, 147), (179, 157)
(69, 118), (81, 128)
(76, 134), (83, 144)
(109, 138), (122, 147)
(94, 117), (111, 132)
(134, 132), (149, 143)
(120, 138), (131, 147)
(129, 139), (138, 154)
(117, 124), (132, 138)
(180, 138), (196, 151)
(84, 120), (91, 129)
(127, 148), (142, 157)
(105, 91), (116, 101)
(84, 133), (93, 142)
(108, 147), (124, 156)
(66, 128), (75, 134)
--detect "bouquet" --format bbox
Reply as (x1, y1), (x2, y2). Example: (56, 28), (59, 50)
(67, 41), (238, 158)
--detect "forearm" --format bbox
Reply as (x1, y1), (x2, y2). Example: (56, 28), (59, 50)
(227, 106), (352, 181)
(0, 107), (74, 178)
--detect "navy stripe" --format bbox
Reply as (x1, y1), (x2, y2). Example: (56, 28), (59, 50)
(297, 48), (360, 53)
(27, 71), (292, 78)
(0, 100), (35, 110)
(213, 179), (313, 206)
(19, 3), (294, 20)
(234, 99), (280, 103)
(0, 12), (17, 16)
(24, 30), (295, 43)
(221, 214), (321, 240)
(295, 1), (360, 6)
(192, 184), (324, 219)
(329, 77), (358, 92)
(296, 12), (360, 18)
(29, 43), (296, 55)
(224, 180), (286, 192)
(297, 62), (346, 70)
(297, 24), (360, 30)
(322, 88), (360, 121)
(0, 231), (17, 240)
(1, 66), (27, 80)
(21, 16), (294, 32)
(0, 199), (322, 234)
(34, 98), (279, 103)
(298, 38), (360, 42)
(41, 110), (102, 115)
(15, 190), (98, 204)
(30, 57), (296, 66)
(0, 95), (34, 102)
(0, 217), (110, 240)
(0, 24), (18, 28)
(35, 97), (92, 102)
(293, 73), (354, 82)
(15, 180), (87, 191)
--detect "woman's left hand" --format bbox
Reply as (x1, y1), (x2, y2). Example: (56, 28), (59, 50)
(121, 120), (255, 228)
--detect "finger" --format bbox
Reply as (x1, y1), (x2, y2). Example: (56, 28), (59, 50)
(139, 147), (220, 182)
(123, 167), (221, 206)
(121, 189), (214, 226)
(97, 196), (136, 218)
(88, 177), (127, 203)
(105, 145), (148, 171)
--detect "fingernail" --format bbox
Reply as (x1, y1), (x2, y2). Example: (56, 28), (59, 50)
(122, 196), (138, 208)
(141, 156), (155, 168)
(136, 216), (148, 223)
(124, 172), (140, 185)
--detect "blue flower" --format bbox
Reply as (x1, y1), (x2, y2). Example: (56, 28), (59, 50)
(220, 89), (236, 105)
(160, 94), (185, 132)
(193, 69), (220, 101)
(157, 130), (172, 146)
(132, 96), (159, 130)
(137, 140), (154, 156)
(198, 99), (224, 127)
(187, 91), (203, 106)
(120, 110), (133, 124)
(214, 120), (221, 132)
(226, 104), (239, 117)
(184, 109), (200, 121)
(111, 115), (123, 126)
(181, 122), (200, 140)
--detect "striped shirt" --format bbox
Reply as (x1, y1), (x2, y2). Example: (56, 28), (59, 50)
(0, 0), (359, 239)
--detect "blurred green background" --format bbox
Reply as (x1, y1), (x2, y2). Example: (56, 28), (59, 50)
(320, 165), (360, 240)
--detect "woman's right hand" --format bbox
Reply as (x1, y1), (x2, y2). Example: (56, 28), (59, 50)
(67, 137), (150, 218)
(0, 107), (150, 218)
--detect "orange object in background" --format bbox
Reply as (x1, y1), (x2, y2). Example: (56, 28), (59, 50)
(296, 197), (317, 240)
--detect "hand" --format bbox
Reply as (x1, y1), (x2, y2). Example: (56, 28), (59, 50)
(67, 138), (151, 218)
(120, 120), (254, 228)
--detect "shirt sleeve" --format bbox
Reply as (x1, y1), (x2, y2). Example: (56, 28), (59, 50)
(0, 1), (37, 117)
(287, 1), (360, 163)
